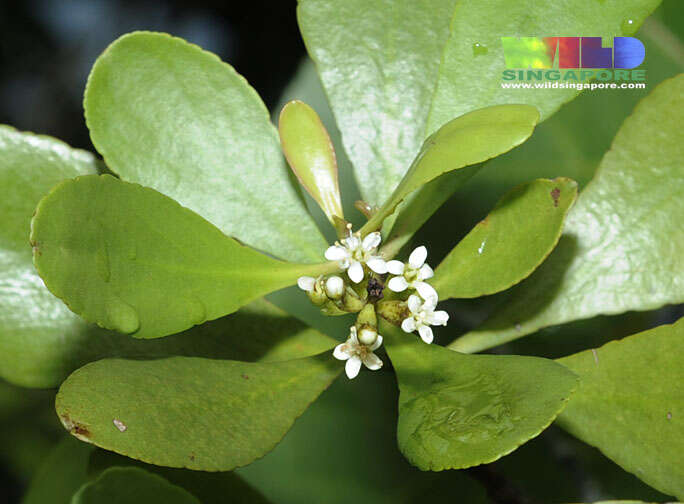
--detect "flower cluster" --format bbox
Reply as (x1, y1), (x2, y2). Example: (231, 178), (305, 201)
(298, 226), (448, 379)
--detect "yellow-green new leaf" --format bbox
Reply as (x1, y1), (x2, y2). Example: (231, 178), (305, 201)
(384, 326), (578, 471)
(56, 353), (340, 471)
(72, 467), (200, 504)
(452, 74), (684, 353)
(557, 318), (684, 500)
(363, 104), (540, 234)
(435, 178), (577, 300)
(85, 31), (327, 263)
(279, 100), (343, 224)
(31, 175), (333, 339)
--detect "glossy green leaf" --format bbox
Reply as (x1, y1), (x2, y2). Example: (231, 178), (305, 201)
(23, 437), (95, 504)
(557, 318), (684, 499)
(434, 178), (577, 299)
(0, 126), (101, 387)
(298, 0), (458, 206)
(31, 174), (334, 339)
(425, 0), (662, 133)
(279, 100), (343, 224)
(383, 326), (578, 470)
(451, 74), (684, 353)
(72, 467), (199, 504)
(56, 352), (340, 471)
(85, 31), (326, 263)
(0, 129), (330, 385)
(362, 105), (540, 235)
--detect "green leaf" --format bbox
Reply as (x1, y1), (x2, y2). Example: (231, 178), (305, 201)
(297, 0), (458, 206)
(56, 352), (340, 471)
(88, 451), (271, 504)
(85, 31), (327, 263)
(72, 467), (200, 504)
(23, 437), (95, 504)
(362, 104), (540, 235)
(31, 174), (334, 339)
(383, 326), (578, 470)
(451, 74), (684, 353)
(433, 178), (577, 299)
(556, 317), (684, 500)
(0, 126), (101, 387)
(299, 0), (659, 215)
(426, 0), (662, 134)
(279, 100), (343, 224)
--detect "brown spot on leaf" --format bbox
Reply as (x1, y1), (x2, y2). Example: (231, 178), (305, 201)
(667, 412), (672, 420)
(551, 188), (561, 207)
(61, 414), (91, 440)
(480, 216), (490, 227)
(189, 454), (196, 461)
(241, 374), (250, 380)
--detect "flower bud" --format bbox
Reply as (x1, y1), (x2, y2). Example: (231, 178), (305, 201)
(376, 299), (409, 326)
(305, 277), (327, 306)
(357, 326), (378, 346)
(325, 276), (345, 299)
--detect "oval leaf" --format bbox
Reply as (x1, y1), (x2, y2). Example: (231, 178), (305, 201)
(383, 326), (578, 470)
(362, 104), (540, 234)
(56, 353), (340, 471)
(451, 74), (684, 353)
(31, 175), (333, 339)
(279, 100), (343, 223)
(85, 31), (327, 262)
(72, 467), (200, 504)
(434, 178), (577, 299)
(557, 317), (684, 500)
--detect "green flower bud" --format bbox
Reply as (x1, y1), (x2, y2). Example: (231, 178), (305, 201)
(376, 299), (409, 326)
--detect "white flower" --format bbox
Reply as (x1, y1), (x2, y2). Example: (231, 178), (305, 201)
(386, 246), (436, 301)
(297, 276), (316, 292)
(400, 294), (449, 344)
(324, 276), (345, 299)
(324, 230), (387, 284)
(333, 326), (383, 379)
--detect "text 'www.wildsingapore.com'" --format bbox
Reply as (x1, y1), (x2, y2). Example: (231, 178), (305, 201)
(499, 36), (648, 90)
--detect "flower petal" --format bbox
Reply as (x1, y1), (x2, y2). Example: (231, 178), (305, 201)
(401, 317), (417, 333)
(415, 281), (438, 303)
(386, 260), (405, 275)
(333, 343), (351, 360)
(408, 246), (427, 269)
(348, 260), (364, 283)
(343, 235), (361, 251)
(388, 276), (409, 292)
(362, 352), (383, 371)
(349, 326), (359, 345)
(407, 294), (422, 314)
(428, 310), (449, 326)
(325, 245), (348, 262)
(418, 263), (434, 281)
(345, 356), (362, 379)
(366, 257), (388, 274)
(362, 232), (381, 251)
(370, 334), (383, 351)
(418, 325), (434, 344)
(297, 276), (315, 292)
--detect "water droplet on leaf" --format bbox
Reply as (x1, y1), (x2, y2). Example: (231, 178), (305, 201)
(106, 296), (140, 334)
(621, 18), (635, 34)
(472, 42), (488, 56)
